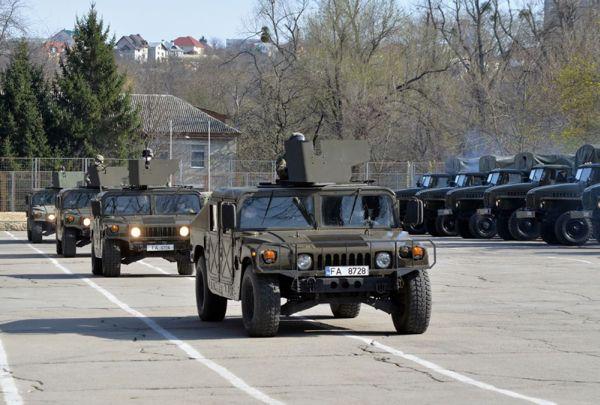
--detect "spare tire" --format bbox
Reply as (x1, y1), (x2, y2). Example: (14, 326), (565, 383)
(555, 211), (592, 246)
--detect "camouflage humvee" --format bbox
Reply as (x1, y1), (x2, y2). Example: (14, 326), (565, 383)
(55, 188), (99, 257)
(25, 172), (82, 243)
(90, 157), (207, 277)
(190, 135), (436, 337)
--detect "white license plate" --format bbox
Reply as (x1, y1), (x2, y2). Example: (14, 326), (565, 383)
(477, 208), (491, 215)
(438, 209), (452, 216)
(325, 266), (369, 277)
(516, 211), (535, 219)
(146, 244), (174, 252)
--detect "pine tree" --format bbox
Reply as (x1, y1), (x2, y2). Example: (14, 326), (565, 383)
(54, 5), (140, 158)
(0, 40), (51, 158)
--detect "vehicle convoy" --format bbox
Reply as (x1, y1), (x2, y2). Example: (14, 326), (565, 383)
(396, 173), (454, 234)
(581, 183), (600, 243)
(517, 145), (600, 246)
(190, 134), (435, 337)
(90, 154), (206, 277)
(439, 153), (535, 239)
(480, 162), (572, 241)
(417, 171), (487, 236)
(25, 172), (82, 243)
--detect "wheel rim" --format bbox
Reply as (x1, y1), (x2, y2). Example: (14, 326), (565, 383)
(477, 218), (493, 233)
(565, 219), (587, 240)
(443, 218), (455, 233)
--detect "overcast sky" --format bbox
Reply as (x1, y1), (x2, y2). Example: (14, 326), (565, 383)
(23, 0), (259, 42)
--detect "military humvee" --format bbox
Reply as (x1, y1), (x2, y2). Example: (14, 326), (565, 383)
(418, 171), (488, 236)
(480, 163), (572, 241)
(190, 135), (435, 337)
(396, 173), (454, 234)
(90, 156), (207, 277)
(518, 163), (600, 245)
(25, 172), (82, 243)
(581, 183), (600, 243)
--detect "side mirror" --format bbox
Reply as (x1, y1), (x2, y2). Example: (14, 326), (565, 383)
(91, 200), (101, 217)
(404, 198), (423, 226)
(221, 203), (237, 231)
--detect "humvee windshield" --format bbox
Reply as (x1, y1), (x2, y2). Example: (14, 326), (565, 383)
(103, 195), (151, 215)
(239, 195), (314, 229)
(322, 194), (395, 228)
(32, 190), (57, 206)
(155, 194), (201, 215)
(62, 189), (97, 209)
(487, 172), (521, 186)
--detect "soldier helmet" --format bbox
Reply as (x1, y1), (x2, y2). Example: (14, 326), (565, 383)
(94, 154), (105, 165)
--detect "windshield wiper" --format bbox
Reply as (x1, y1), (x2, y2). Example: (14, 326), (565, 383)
(293, 197), (315, 228)
(348, 189), (361, 225)
(261, 192), (274, 225)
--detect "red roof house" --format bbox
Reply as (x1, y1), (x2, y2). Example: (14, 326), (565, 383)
(173, 36), (206, 55)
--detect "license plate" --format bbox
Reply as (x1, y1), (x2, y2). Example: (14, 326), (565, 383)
(438, 209), (452, 216)
(570, 211), (591, 219)
(477, 208), (491, 215)
(325, 266), (369, 277)
(146, 244), (174, 252)
(516, 210), (535, 219)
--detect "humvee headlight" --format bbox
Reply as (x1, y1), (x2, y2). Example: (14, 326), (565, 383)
(130, 226), (142, 238)
(412, 246), (425, 260)
(65, 215), (74, 223)
(47, 214), (56, 221)
(179, 226), (190, 237)
(375, 252), (392, 269)
(297, 254), (312, 270)
(82, 217), (91, 227)
(109, 224), (119, 233)
(261, 249), (277, 264)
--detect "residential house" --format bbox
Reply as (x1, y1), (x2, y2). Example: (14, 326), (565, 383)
(148, 42), (168, 62)
(165, 41), (184, 58)
(173, 36), (206, 56)
(130, 94), (241, 189)
(115, 34), (148, 62)
(42, 29), (75, 58)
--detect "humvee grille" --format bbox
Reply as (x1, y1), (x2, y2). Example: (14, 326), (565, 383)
(317, 253), (372, 270)
(144, 226), (177, 238)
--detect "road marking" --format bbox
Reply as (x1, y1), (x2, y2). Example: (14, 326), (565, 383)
(345, 335), (555, 405)
(139, 260), (171, 275)
(4, 232), (283, 405)
(0, 336), (23, 405)
(546, 256), (593, 265)
(128, 259), (557, 405)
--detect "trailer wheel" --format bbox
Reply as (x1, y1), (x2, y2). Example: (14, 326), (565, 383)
(555, 211), (592, 246)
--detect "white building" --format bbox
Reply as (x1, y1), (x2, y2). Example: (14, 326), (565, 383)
(148, 42), (168, 62)
(115, 34), (148, 62)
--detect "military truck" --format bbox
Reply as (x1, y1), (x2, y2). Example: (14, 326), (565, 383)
(190, 135), (436, 337)
(581, 183), (600, 243)
(25, 172), (82, 243)
(516, 145), (600, 245)
(480, 162), (572, 241)
(417, 172), (488, 236)
(440, 153), (534, 239)
(396, 173), (454, 234)
(90, 156), (206, 277)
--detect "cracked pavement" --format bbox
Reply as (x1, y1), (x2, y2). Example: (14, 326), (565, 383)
(1, 232), (600, 404)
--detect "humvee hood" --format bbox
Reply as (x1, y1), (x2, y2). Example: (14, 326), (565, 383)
(141, 215), (196, 225)
(241, 229), (410, 248)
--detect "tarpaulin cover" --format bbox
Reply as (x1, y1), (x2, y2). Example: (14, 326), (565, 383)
(444, 157), (480, 174)
(575, 144), (600, 166)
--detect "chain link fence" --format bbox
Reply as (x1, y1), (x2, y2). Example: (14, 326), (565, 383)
(0, 157), (443, 212)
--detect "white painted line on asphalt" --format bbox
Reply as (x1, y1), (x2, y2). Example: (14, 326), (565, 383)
(345, 335), (555, 405)
(546, 256), (593, 265)
(138, 260), (171, 275)
(0, 336), (23, 405)
(4, 232), (283, 405)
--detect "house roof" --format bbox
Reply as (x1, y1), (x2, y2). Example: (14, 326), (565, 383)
(148, 42), (168, 50)
(131, 94), (240, 136)
(173, 36), (205, 48)
(117, 34), (148, 50)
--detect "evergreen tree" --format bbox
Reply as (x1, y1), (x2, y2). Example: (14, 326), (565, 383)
(0, 40), (51, 158)
(54, 5), (140, 158)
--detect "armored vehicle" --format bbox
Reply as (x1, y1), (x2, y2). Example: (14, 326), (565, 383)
(518, 163), (600, 245)
(25, 172), (82, 243)
(480, 163), (572, 241)
(418, 172), (488, 236)
(581, 183), (600, 243)
(90, 157), (206, 277)
(190, 135), (435, 337)
(396, 173), (454, 234)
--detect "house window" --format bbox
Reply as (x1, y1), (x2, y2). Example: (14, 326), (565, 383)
(191, 144), (205, 168)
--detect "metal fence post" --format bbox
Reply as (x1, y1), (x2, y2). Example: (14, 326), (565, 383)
(10, 171), (15, 212)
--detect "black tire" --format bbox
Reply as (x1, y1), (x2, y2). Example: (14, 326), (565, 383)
(195, 259), (227, 321)
(405, 222), (427, 235)
(468, 213), (497, 239)
(555, 211), (592, 246)
(56, 238), (63, 255)
(392, 270), (431, 334)
(457, 218), (474, 238)
(177, 259), (194, 276)
(91, 240), (103, 276)
(330, 303), (361, 318)
(27, 228), (32, 241)
(31, 223), (42, 243)
(540, 220), (560, 245)
(435, 215), (457, 236)
(508, 210), (540, 241)
(496, 214), (514, 241)
(425, 216), (442, 237)
(241, 269), (280, 337)
(62, 228), (77, 257)
(101, 239), (121, 277)
(593, 220), (600, 244)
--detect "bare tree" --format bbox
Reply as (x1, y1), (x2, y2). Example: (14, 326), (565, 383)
(0, 0), (25, 57)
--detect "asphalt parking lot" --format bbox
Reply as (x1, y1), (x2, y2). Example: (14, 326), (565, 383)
(1, 230), (599, 404)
